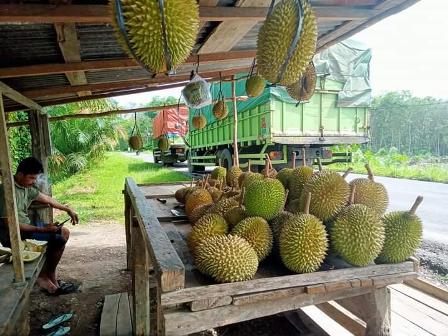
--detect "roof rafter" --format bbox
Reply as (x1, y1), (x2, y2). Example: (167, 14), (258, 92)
(0, 82), (42, 110)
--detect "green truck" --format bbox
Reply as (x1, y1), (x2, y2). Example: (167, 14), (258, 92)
(186, 41), (371, 172)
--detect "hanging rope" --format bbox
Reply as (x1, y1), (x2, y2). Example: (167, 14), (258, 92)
(130, 112), (140, 136)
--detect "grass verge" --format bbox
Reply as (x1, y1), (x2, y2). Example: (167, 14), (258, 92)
(52, 152), (187, 223)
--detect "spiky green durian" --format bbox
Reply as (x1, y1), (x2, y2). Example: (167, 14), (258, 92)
(245, 75), (266, 97)
(209, 197), (239, 217)
(224, 206), (248, 228)
(195, 235), (258, 283)
(257, 0), (317, 86)
(227, 166), (243, 188)
(299, 171), (349, 221)
(192, 115), (207, 130)
(185, 189), (213, 216)
(285, 198), (301, 214)
(175, 186), (193, 204)
(269, 211), (295, 250)
(288, 166), (314, 201)
(241, 172), (264, 190)
(244, 178), (286, 221)
(211, 166), (227, 183)
(212, 100), (228, 120)
(350, 164), (389, 216)
(279, 213), (328, 273)
(187, 214), (228, 255)
(231, 217), (273, 261)
(188, 203), (213, 225)
(129, 135), (143, 150)
(377, 197), (423, 263)
(158, 137), (169, 151)
(286, 61), (317, 101)
(276, 168), (293, 189)
(207, 187), (223, 203)
(110, 0), (199, 73)
(331, 204), (385, 266)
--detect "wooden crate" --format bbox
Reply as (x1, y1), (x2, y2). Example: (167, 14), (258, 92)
(124, 179), (418, 336)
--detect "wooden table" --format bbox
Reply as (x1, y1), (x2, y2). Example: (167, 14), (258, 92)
(124, 179), (418, 336)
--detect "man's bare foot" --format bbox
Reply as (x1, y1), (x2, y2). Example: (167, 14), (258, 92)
(37, 277), (58, 293)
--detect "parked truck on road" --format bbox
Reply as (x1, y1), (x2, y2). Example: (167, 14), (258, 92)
(186, 40), (371, 172)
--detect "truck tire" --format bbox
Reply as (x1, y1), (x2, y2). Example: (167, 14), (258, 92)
(219, 149), (233, 170)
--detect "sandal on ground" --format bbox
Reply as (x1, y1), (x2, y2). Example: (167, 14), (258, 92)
(47, 281), (80, 296)
(45, 326), (71, 336)
(42, 312), (73, 330)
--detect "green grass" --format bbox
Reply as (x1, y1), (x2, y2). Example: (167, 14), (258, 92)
(52, 152), (188, 223)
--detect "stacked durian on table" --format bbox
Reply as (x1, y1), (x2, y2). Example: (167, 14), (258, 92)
(173, 157), (424, 284)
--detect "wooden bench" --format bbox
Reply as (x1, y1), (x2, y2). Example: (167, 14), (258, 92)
(0, 251), (46, 335)
(100, 292), (133, 336)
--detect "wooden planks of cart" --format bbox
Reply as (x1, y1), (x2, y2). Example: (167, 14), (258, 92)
(123, 179), (419, 336)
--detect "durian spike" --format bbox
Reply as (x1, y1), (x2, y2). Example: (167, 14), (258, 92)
(317, 158), (323, 171)
(365, 163), (375, 181)
(292, 151), (296, 169)
(342, 167), (353, 179)
(239, 187), (246, 207)
(349, 185), (356, 205)
(410, 196), (424, 214)
(304, 192), (312, 215)
(302, 148), (307, 167)
(283, 189), (289, 209)
(263, 154), (270, 177)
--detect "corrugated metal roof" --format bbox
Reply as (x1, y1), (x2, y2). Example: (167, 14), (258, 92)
(3, 74), (69, 91)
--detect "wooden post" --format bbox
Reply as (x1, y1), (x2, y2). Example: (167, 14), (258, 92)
(231, 77), (239, 166)
(124, 192), (133, 271)
(131, 217), (150, 335)
(336, 287), (391, 336)
(0, 93), (25, 283)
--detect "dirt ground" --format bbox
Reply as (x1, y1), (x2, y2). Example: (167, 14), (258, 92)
(29, 222), (130, 336)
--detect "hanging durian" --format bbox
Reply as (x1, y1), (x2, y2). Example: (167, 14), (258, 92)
(192, 114), (207, 130)
(286, 62), (317, 101)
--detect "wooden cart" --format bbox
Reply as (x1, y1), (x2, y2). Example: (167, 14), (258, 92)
(123, 178), (418, 336)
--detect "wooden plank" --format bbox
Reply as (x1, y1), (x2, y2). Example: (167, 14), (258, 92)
(390, 283), (448, 316)
(306, 284), (326, 294)
(190, 296), (233, 312)
(0, 82), (41, 110)
(161, 261), (415, 306)
(117, 293), (133, 336)
(54, 23), (91, 97)
(0, 94), (25, 283)
(100, 293), (120, 336)
(299, 306), (352, 336)
(0, 287), (27, 336)
(316, 301), (366, 336)
(162, 223), (194, 272)
(164, 286), (374, 335)
(124, 193), (133, 271)
(125, 178), (185, 292)
(405, 277), (448, 302)
(391, 311), (433, 336)
(233, 286), (306, 306)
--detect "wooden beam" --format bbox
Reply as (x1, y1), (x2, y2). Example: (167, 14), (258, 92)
(0, 82), (42, 110)
(54, 23), (91, 97)
(0, 50), (257, 79)
(0, 94), (25, 283)
(0, 4), (378, 24)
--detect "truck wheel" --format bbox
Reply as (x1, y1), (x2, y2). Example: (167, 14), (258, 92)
(219, 149), (233, 170)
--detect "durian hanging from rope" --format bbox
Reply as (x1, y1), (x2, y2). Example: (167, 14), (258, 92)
(110, 0), (199, 74)
(212, 76), (229, 120)
(128, 112), (143, 151)
(286, 61), (317, 102)
(257, 0), (317, 86)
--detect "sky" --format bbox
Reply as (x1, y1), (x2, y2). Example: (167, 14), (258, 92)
(114, 0), (447, 107)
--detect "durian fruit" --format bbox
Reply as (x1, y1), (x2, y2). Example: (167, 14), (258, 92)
(350, 164), (389, 216)
(285, 198), (301, 214)
(225, 206), (248, 228)
(211, 166), (227, 183)
(187, 213), (228, 255)
(158, 136), (169, 151)
(257, 0), (317, 86)
(276, 168), (293, 189)
(212, 100), (228, 120)
(244, 170), (286, 220)
(174, 186), (194, 204)
(241, 172), (264, 190)
(110, 0), (199, 73)
(269, 211), (294, 249)
(280, 192), (328, 273)
(261, 156), (278, 178)
(185, 189), (213, 216)
(189, 203), (213, 225)
(129, 135), (143, 150)
(195, 235), (258, 283)
(208, 186), (223, 203)
(231, 217), (273, 261)
(227, 165), (243, 188)
(288, 149), (313, 201)
(377, 196), (423, 263)
(299, 170), (350, 222)
(286, 62), (317, 101)
(209, 197), (239, 217)
(222, 189), (240, 199)
(245, 75), (266, 97)
(331, 186), (385, 266)
(192, 115), (207, 130)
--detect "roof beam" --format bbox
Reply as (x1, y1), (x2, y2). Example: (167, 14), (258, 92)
(0, 81), (42, 110)
(54, 23), (91, 97)
(0, 4), (378, 24)
(0, 50), (257, 79)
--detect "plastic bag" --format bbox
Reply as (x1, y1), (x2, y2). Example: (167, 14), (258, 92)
(181, 74), (212, 108)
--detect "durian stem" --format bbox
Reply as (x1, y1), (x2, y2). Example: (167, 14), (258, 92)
(342, 167), (353, 179)
(201, 176), (206, 189)
(292, 152), (296, 169)
(410, 196), (423, 214)
(264, 154), (270, 177)
(304, 192), (311, 215)
(190, 178), (194, 187)
(239, 187), (245, 207)
(302, 148), (307, 167)
(365, 163), (374, 181)
(205, 174), (210, 188)
(349, 185), (356, 205)
(317, 158), (323, 171)
(247, 160), (251, 172)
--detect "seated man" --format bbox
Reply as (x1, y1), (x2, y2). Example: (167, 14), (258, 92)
(0, 157), (78, 294)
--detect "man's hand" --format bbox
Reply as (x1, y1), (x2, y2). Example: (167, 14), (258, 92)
(67, 208), (79, 225)
(41, 225), (60, 233)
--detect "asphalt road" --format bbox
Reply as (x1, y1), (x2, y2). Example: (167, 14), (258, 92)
(124, 152), (448, 245)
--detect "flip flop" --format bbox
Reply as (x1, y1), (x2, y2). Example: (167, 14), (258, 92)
(52, 280), (80, 295)
(45, 326), (70, 336)
(42, 312), (73, 330)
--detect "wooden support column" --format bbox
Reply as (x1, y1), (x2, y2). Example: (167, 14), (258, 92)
(336, 287), (391, 336)
(124, 192), (133, 271)
(231, 77), (239, 165)
(54, 23), (91, 97)
(0, 93), (25, 283)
